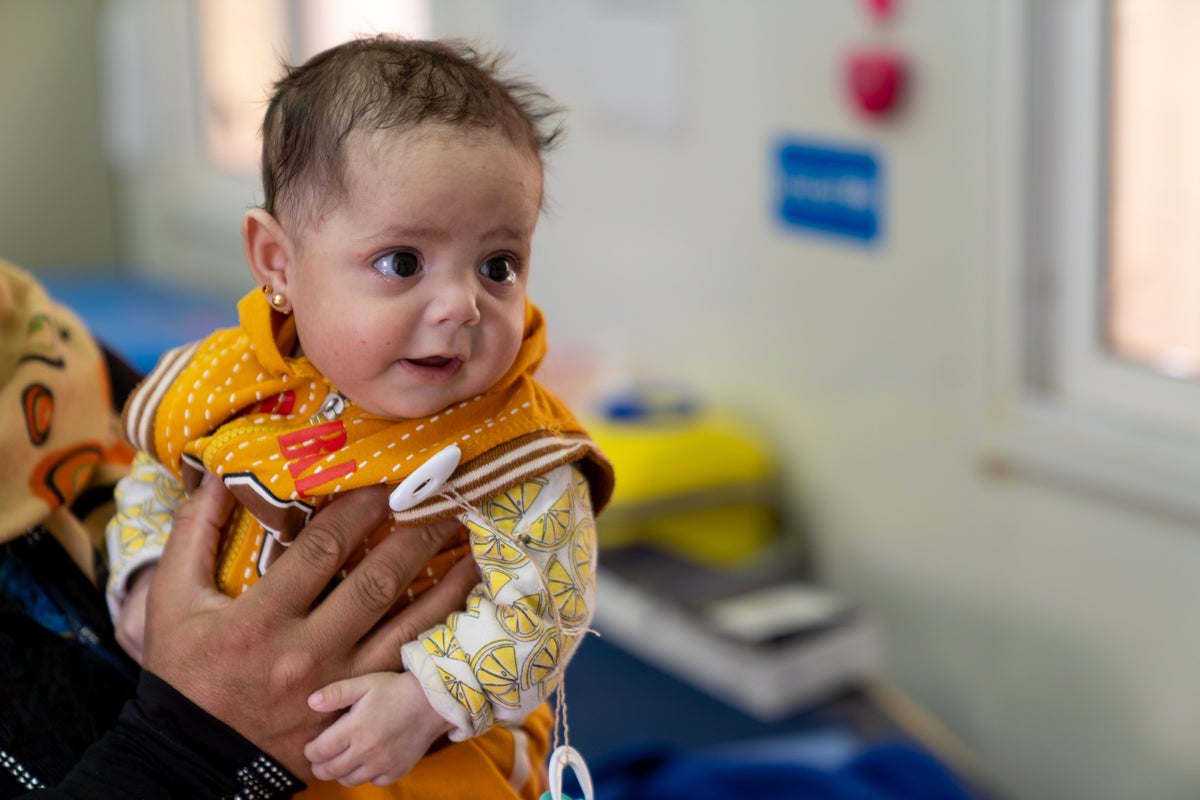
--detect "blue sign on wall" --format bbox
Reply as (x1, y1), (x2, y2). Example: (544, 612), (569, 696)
(775, 139), (882, 243)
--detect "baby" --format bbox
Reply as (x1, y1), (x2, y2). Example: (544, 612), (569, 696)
(105, 35), (613, 798)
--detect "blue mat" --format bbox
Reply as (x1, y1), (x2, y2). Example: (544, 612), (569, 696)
(587, 739), (979, 800)
(35, 270), (238, 374)
(560, 637), (994, 799)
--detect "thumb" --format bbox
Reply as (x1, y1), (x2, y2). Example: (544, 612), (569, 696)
(148, 472), (235, 619)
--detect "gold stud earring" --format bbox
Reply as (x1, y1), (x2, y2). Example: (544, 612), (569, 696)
(270, 292), (287, 309)
(262, 284), (273, 295)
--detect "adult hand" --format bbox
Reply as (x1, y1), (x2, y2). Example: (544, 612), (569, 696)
(142, 474), (476, 780)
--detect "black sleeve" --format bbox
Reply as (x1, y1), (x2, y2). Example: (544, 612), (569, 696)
(18, 672), (305, 800)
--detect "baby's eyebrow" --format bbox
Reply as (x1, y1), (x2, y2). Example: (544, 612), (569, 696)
(480, 224), (532, 243)
(365, 222), (533, 247)
(369, 223), (450, 243)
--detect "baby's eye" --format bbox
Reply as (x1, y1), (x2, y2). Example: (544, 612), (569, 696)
(373, 251), (421, 278)
(479, 255), (517, 286)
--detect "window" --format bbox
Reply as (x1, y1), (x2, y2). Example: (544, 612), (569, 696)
(195, 0), (431, 174)
(990, 0), (1200, 516)
(1106, 1), (1200, 380)
(99, 0), (431, 292)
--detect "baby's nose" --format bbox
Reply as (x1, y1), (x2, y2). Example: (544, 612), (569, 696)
(426, 277), (481, 326)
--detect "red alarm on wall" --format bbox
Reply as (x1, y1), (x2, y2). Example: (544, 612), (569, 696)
(863, 0), (896, 21)
(845, 48), (906, 118)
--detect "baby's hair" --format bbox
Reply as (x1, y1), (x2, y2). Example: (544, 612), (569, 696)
(260, 35), (565, 226)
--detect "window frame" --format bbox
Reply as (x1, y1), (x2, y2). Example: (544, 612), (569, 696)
(987, 0), (1200, 521)
(105, 0), (437, 293)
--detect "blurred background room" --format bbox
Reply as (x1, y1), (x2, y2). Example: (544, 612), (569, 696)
(6, 1), (1200, 798)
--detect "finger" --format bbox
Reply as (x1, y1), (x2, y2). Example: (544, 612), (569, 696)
(340, 762), (381, 786)
(312, 758), (356, 783)
(312, 740), (362, 782)
(355, 550), (479, 673)
(249, 485), (389, 616)
(147, 474), (235, 622)
(341, 765), (380, 788)
(310, 516), (464, 648)
(116, 604), (146, 665)
(304, 725), (350, 765)
(308, 676), (370, 713)
(114, 626), (143, 666)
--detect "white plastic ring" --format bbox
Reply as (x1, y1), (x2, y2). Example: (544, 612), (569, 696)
(388, 444), (461, 512)
(546, 746), (594, 800)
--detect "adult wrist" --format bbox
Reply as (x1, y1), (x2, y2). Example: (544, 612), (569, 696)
(134, 671), (305, 798)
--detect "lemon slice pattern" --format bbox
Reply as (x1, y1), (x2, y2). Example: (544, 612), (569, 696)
(545, 556), (588, 624)
(113, 496), (173, 555)
(483, 566), (519, 600)
(522, 629), (564, 696)
(420, 628), (492, 731)
(569, 467), (593, 511)
(462, 590), (485, 618)
(572, 520), (597, 588)
(148, 458), (186, 507)
(483, 477), (546, 534)
(111, 453), (182, 551)
(499, 593), (546, 640)
(526, 490), (572, 552)
(107, 453), (184, 597)
(400, 464), (599, 736)
(441, 670), (491, 724)
(468, 518), (525, 566)
(421, 626), (465, 662)
(473, 641), (522, 709)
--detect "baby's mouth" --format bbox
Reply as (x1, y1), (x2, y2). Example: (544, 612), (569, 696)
(400, 355), (463, 378)
(407, 356), (456, 368)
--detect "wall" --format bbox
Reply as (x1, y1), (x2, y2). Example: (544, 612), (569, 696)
(27, 2), (1200, 799)
(441, 5), (1200, 800)
(0, 0), (119, 269)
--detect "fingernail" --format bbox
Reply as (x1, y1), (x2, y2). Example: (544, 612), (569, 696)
(308, 690), (323, 708)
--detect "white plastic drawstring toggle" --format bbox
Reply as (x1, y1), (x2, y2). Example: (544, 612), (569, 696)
(388, 444), (461, 512)
(543, 746), (594, 800)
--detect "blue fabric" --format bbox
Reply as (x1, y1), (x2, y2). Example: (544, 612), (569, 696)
(0, 534), (137, 681)
(587, 739), (979, 800)
(0, 556), (73, 637)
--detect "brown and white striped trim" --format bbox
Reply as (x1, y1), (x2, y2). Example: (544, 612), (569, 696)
(122, 340), (201, 459)
(391, 431), (610, 524)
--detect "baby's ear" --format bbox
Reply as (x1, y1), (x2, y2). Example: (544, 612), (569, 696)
(242, 208), (294, 294)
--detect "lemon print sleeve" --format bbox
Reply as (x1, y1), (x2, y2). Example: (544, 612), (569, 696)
(104, 451), (184, 620)
(401, 462), (597, 741)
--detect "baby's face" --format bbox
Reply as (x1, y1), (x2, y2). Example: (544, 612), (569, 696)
(282, 127), (542, 418)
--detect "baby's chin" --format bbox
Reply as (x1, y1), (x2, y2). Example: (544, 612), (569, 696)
(351, 392), (453, 421)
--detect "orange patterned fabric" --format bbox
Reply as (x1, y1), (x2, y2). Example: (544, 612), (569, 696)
(116, 288), (609, 795)
(121, 289), (612, 596)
